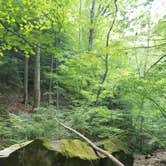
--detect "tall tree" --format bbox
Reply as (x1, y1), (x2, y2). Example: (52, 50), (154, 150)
(48, 55), (54, 105)
(79, 0), (82, 44)
(95, 0), (118, 105)
(34, 45), (41, 108)
(88, 0), (96, 50)
(24, 56), (29, 106)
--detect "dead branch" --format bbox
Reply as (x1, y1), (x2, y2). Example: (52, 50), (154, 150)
(55, 117), (125, 166)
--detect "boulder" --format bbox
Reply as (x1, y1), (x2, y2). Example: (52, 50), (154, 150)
(0, 138), (133, 166)
(97, 137), (134, 166)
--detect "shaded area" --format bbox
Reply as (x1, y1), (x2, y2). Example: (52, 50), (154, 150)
(0, 138), (133, 166)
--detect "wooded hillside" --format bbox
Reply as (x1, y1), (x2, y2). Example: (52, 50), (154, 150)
(0, 0), (165, 162)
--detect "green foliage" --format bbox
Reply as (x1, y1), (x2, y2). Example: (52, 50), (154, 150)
(0, 107), (72, 149)
(0, 0), (165, 155)
(110, 74), (166, 152)
(97, 137), (130, 154)
(0, 55), (22, 91)
(58, 52), (102, 103)
(70, 106), (129, 139)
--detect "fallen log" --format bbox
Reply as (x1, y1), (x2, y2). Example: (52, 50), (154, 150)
(55, 117), (125, 166)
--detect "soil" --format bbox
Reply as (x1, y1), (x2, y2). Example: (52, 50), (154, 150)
(134, 149), (166, 166)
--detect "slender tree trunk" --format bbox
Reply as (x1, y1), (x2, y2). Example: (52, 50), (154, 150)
(79, 0), (82, 44)
(140, 115), (144, 152)
(88, 0), (96, 50)
(56, 82), (59, 109)
(34, 44), (41, 109)
(134, 33), (141, 77)
(144, 20), (150, 76)
(139, 99), (144, 152)
(55, 60), (59, 109)
(24, 56), (29, 106)
(48, 55), (54, 105)
(95, 0), (118, 105)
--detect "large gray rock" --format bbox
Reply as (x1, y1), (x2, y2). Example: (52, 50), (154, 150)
(0, 138), (133, 166)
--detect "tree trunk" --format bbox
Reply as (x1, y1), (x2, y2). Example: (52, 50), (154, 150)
(88, 0), (96, 50)
(48, 55), (54, 105)
(24, 56), (29, 106)
(95, 0), (118, 105)
(144, 20), (150, 76)
(79, 0), (82, 44)
(34, 45), (41, 109)
(56, 82), (59, 109)
(55, 61), (59, 109)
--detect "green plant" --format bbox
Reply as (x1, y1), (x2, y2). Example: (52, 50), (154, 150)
(0, 107), (72, 149)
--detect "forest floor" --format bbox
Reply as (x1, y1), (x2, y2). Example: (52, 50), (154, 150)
(1, 93), (166, 166)
(134, 149), (166, 166)
(0, 91), (45, 113)
(0, 93), (31, 113)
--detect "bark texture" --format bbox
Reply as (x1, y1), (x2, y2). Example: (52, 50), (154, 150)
(89, 0), (96, 50)
(24, 56), (29, 106)
(95, 0), (118, 105)
(34, 45), (41, 108)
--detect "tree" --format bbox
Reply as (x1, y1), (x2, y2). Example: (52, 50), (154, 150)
(88, 0), (96, 50)
(34, 45), (41, 108)
(48, 55), (54, 105)
(24, 56), (29, 106)
(0, 0), (166, 155)
(95, 0), (118, 105)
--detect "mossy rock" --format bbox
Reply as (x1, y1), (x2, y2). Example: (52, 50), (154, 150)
(97, 137), (134, 166)
(60, 139), (97, 160)
(97, 137), (130, 154)
(0, 138), (133, 166)
(0, 139), (101, 166)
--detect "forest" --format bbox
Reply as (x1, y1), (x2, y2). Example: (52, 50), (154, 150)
(0, 0), (165, 165)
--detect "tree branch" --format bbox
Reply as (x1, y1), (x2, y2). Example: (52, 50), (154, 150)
(95, 0), (118, 105)
(145, 54), (166, 74)
(120, 42), (166, 51)
(0, 19), (54, 53)
(88, 0), (96, 50)
(55, 116), (125, 166)
(146, 97), (166, 118)
(0, 20), (36, 48)
(134, 90), (166, 118)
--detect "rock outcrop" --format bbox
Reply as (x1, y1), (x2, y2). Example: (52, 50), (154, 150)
(0, 138), (133, 166)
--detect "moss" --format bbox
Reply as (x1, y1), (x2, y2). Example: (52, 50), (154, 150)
(41, 138), (54, 150)
(97, 137), (134, 166)
(97, 137), (130, 154)
(60, 139), (98, 160)
(0, 138), (133, 166)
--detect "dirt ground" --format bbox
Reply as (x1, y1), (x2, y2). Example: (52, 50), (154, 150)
(134, 149), (166, 166)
